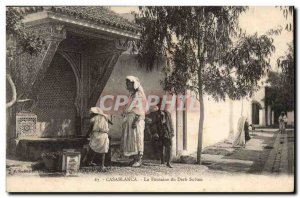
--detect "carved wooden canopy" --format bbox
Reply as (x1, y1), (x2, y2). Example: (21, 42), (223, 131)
(12, 7), (140, 118)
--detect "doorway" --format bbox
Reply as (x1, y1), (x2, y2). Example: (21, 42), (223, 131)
(252, 101), (261, 125)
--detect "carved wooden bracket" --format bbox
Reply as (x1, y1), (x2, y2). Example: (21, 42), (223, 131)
(27, 23), (67, 95)
(29, 23), (66, 42)
(88, 52), (121, 107)
(114, 38), (131, 52)
(88, 38), (132, 107)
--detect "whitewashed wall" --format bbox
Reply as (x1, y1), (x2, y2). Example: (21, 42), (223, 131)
(287, 111), (294, 125)
(98, 54), (166, 139)
(99, 54), (255, 154)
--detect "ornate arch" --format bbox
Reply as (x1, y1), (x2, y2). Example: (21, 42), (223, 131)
(57, 51), (81, 116)
(251, 100), (263, 109)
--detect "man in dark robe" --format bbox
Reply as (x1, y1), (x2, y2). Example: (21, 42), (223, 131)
(244, 118), (251, 142)
(147, 106), (174, 168)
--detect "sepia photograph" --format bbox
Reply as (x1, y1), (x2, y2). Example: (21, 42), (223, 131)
(5, 3), (295, 193)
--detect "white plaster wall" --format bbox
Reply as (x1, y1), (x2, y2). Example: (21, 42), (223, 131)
(287, 111), (294, 125)
(185, 97), (230, 153)
(99, 54), (166, 139)
(251, 86), (267, 126)
(231, 99), (251, 135)
(99, 54), (254, 154)
(185, 94), (251, 154)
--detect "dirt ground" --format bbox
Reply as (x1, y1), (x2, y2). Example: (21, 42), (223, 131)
(6, 129), (295, 192)
(6, 129), (294, 177)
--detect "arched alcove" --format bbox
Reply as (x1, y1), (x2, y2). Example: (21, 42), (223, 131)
(34, 53), (78, 137)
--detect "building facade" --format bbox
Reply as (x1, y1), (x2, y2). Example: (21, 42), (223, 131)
(7, 7), (140, 160)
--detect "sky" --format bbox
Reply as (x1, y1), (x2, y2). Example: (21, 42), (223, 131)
(111, 6), (293, 71)
(239, 7), (293, 71)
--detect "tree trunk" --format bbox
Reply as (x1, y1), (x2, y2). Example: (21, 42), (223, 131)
(196, 91), (204, 164)
(196, 57), (204, 164)
(196, 8), (205, 164)
(6, 74), (17, 109)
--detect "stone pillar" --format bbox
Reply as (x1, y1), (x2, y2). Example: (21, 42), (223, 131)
(249, 102), (253, 125)
(262, 108), (266, 126)
(259, 108), (266, 126)
(259, 110), (262, 126)
(271, 111), (275, 125)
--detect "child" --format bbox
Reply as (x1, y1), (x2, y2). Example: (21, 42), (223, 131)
(84, 107), (112, 170)
(147, 106), (174, 168)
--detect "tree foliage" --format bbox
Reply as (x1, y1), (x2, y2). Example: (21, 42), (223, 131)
(134, 7), (275, 100)
(279, 6), (294, 32)
(6, 7), (46, 56)
(266, 43), (294, 112)
(134, 6), (275, 163)
(6, 7), (46, 108)
(267, 6), (294, 36)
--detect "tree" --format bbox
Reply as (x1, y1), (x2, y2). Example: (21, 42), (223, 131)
(265, 72), (288, 115)
(279, 6), (294, 32)
(6, 7), (46, 108)
(266, 42), (294, 113)
(278, 43), (294, 110)
(133, 6), (275, 164)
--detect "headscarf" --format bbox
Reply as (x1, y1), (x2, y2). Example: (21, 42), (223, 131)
(125, 76), (147, 116)
(90, 107), (109, 120)
(126, 75), (146, 99)
(90, 107), (113, 125)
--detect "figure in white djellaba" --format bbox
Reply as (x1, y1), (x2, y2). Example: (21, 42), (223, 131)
(278, 111), (287, 133)
(232, 116), (251, 148)
(121, 76), (148, 167)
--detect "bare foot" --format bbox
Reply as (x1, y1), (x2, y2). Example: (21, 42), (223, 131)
(166, 163), (173, 168)
(132, 161), (142, 167)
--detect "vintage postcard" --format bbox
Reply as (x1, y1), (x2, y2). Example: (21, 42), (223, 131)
(6, 5), (294, 192)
